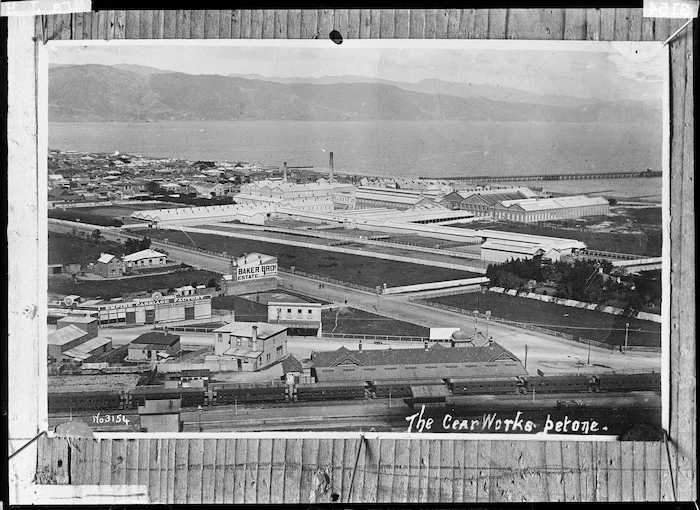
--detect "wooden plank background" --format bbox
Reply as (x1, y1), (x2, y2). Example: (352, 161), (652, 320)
(31, 8), (695, 504)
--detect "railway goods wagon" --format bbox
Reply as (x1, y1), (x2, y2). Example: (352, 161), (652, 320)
(371, 379), (446, 398)
(296, 382), (367, 401)
(526, 375), (593, 394)
(212, 383), (287, 404)
(48, 391), (122, 412)
(129, 386), (205, 408)
(447, 377), (521, 395)
(597, 372), (661, 392)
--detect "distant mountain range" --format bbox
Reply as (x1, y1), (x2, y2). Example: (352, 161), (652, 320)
(49, 64), (661, 124)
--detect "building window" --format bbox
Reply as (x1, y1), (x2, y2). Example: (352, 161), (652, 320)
(266, 353), (270, 362)
(236, 337), (241, 346)
(276, 346), (283, 355)
(248, 338), (253, 347)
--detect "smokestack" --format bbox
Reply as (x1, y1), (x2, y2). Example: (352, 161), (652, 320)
(283, 162), (288, 183)
(252, 325), (258, 350)
(329, 152), (334, 183)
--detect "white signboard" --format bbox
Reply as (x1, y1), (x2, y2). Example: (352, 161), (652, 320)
(236, 262), (278, 281)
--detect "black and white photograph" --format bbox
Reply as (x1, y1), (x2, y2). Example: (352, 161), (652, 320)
(44, 39), (668, 438)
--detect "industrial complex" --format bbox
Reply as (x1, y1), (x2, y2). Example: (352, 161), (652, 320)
(45, 149), (663, 434)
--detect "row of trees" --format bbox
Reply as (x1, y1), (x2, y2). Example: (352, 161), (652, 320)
(486, 257), (661, 312)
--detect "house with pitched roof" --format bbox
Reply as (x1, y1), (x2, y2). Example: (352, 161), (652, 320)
(93, 253), (123, 278)
(212, 322), (287, 372)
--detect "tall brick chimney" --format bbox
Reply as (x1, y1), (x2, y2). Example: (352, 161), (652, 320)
(252, 325), (258, 351)
(283, 162), (288, 183)
(329, 152), (334, 183)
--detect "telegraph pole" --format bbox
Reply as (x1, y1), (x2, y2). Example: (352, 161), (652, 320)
(524, 344), (528, 371)
(624, 322), (629, 353)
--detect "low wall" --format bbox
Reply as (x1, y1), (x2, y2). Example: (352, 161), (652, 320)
(383, 277), (489, 295)
(489, 287), (662, 323)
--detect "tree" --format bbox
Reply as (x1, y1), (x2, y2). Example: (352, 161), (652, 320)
(206, 278), (217, 289)
(91, 229), (102, 243)
(145, 181), (165, 195)
(125, 236), (151, 254)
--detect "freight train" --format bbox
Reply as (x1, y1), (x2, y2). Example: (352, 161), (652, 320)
(47, 372), (661, 413)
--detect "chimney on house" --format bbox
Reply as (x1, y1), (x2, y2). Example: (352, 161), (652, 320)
(252, 325), (258, 350)
(329, 152), (334, 183)
(283, 162), (288, 183)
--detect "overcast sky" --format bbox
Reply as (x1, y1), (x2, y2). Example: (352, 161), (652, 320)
(49, 40), (666, 102)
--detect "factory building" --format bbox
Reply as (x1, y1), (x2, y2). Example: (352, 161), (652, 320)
(238, 180), (353, 200)
(310, 343), (526, 383)
(213, 323), (288, 372)
(492, 195), (610, 223)
(354, 186), (436, 210)
(66, 294), (213, 325)
(131, 204), (275, 227)
(478, 230), (587, 263)
(442, 187), (539, 217)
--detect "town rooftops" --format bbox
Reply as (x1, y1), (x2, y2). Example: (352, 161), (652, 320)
(131, 331), (180, 346)
(214, 322), (287, 339)
(48, 325), (90, 346)
(311, 343), (519, 368)
(122, 249), (168, 262)
(97, 253), (119, 264)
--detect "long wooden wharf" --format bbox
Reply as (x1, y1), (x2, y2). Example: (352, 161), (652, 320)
(428, 170), (662, 182)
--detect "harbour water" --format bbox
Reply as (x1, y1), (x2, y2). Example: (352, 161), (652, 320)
(49, 119), (663, 201)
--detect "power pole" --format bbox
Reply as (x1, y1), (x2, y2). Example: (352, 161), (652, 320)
(624, 322), (629, 353)
(524, 344), (528, 371)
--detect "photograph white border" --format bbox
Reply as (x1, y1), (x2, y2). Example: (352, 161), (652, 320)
(35, 37), (671, 443)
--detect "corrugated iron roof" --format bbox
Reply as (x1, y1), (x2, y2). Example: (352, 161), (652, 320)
(311, 343), (518, 368)
(313, 360), (527, 383)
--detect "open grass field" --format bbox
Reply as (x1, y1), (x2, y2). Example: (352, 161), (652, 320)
(462, 220), (662, 257)
(49, 232), (125, 265)
(322, 307), (430, 337)
(48, 268), (220, 299)
(141, 229), (480, 288)
(429, 292), (661, 347)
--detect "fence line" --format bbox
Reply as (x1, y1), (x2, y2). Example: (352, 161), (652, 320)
(412, 299), (661, 353)
(322, 333), (431, 342)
